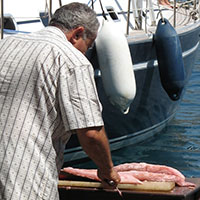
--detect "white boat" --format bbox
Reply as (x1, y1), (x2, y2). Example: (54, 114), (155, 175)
(2, 0), (200, 165)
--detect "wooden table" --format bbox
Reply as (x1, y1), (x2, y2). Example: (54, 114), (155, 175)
(58, 178), (200, 200)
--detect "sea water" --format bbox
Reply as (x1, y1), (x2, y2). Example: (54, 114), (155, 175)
(73, 47), (200, 178)
(111, 47), (200, 178)
(110, 0), (200, 178)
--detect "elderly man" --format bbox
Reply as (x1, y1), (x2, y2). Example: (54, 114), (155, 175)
(0, 3), (120, 200)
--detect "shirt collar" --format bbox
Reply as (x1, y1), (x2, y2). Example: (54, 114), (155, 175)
(44, 26), (68, 41)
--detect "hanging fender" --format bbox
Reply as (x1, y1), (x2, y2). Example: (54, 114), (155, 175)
(95, 20), (136, 114)
(154, 18), (185, 101)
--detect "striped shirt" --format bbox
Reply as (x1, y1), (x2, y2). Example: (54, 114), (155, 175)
(0, 26), (104, 200)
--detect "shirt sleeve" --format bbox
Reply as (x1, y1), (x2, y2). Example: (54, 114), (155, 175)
(58, 62), (104, 132)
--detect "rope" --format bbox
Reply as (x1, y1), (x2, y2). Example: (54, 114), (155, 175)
(99, 0), (107, 20)
(156, 0), (165, 22)
(140, 0), (199, 34)
(91, 0), (94, 9)
(153, 0), (199, 20)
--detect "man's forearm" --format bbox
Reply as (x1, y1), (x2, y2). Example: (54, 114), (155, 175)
(76, 126), (113, 170)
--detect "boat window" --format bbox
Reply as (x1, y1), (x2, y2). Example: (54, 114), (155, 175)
(106, 6), (119, 21)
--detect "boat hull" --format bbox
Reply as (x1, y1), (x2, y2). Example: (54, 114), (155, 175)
(64, 22), (200, 165)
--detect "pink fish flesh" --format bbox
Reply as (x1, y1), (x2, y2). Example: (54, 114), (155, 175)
(61, 167), (142, 184)
(114, 162), (185, 180)
(62, 163), (196, 187)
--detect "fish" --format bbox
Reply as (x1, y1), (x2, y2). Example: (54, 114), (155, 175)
(61, 162), (196, 187)
(114, 162), (185, 179)
(61, 167), (142, 184)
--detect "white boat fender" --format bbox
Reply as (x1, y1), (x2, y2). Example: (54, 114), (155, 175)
(154, 18), (185, 101)
(95, 20), (136, 114)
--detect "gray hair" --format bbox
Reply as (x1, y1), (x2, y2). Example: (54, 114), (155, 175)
(49, 2), (99, 39)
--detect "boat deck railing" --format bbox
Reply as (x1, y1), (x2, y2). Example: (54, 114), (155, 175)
(127, 0), (200, 35)
(0, 0), (199, 39)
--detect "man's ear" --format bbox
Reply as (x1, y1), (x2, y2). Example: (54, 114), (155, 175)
(69, 26), (85, 45)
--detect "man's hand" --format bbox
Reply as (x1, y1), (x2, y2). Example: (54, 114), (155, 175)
(97, 167), (121, 188)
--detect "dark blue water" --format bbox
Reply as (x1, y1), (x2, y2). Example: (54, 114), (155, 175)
(112, 48), (200, 178)
(73, 47), (200, 178)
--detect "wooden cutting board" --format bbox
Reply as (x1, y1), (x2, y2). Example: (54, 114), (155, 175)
(58, 180), (175, 191)
(58, 178), (200, 200)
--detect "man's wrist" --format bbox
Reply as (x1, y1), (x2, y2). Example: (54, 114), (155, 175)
(98, 164), (114, 172)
